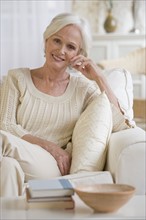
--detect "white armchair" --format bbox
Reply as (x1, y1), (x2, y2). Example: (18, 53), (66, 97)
(67, 68), (145, 195)
(100, 65), (146, 194)
(103, 68), (146, 195)
(64, 126), (145, 195)
(0, 68), (145, 196)
(105, 126), (145, 195)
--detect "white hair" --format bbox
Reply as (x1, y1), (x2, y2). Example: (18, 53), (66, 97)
(43, 13), (92, 57)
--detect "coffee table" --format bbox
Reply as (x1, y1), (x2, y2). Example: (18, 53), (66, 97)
(1, 194), (145, 219)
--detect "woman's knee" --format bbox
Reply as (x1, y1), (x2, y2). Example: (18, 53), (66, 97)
(0, 130), (62, 181)
(25, 154), (62, 181)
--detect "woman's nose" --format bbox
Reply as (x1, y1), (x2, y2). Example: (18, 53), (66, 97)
(59, 45), (66, 54)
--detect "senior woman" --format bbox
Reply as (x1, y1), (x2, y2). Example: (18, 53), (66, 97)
(0, 13), (131, 197)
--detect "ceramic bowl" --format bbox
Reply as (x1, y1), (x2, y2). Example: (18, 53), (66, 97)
(75, 183), (135, 213)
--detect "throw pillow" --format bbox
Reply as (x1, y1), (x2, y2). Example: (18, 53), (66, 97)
(70, 92), (112, 174)
(103, 68), (134, 123)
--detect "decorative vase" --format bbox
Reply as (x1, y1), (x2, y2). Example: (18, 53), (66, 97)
(104, 10), (117, 33)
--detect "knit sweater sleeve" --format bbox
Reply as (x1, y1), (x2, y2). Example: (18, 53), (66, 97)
(0, 69), (29, 137)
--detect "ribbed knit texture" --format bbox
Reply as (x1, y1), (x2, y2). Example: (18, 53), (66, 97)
(0, 68), (129, 148)
(0, 68), (100, 147)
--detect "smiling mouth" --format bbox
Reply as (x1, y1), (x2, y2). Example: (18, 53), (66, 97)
(52, 54), (65, 62)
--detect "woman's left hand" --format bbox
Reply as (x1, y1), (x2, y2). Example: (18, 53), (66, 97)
(70, 55), (122, 111)
(70, 55), (103, 81)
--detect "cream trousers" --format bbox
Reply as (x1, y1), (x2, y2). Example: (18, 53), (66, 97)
(0, 130), (61, 197)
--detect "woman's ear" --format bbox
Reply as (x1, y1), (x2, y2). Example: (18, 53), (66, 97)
(44, 39), (48, 57)
(79, 48), (83, 55)
(44, 47), (46, 57)
(43, 44), (46, 57)
(79, 48), (87, 57)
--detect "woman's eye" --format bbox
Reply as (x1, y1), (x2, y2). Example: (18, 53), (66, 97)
(53, 38), (61, 44)
(68, 45), (76, 50)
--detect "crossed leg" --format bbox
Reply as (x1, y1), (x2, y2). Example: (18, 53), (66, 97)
(0, 130), (61, 197)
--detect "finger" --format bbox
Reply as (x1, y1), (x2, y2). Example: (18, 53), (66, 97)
(70, 56), (86, 67)
(71, 60), (84, 68)
(59, 159), (70, 176)
(62, 160), (70, 175)
(70, 55), (83, 62)
(58, 160), (65, 176)
(63, 157), (71, 175)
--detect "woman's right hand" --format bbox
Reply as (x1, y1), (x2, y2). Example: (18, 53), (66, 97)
(22, 134), (71, 176)
(45, 142), (71, 176)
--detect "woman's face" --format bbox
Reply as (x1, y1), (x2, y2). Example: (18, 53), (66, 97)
(45, 25), (82, 69)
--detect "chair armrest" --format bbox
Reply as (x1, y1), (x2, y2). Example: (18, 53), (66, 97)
(105, 127), (146, 194)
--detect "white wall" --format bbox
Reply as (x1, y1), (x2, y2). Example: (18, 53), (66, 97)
(1, 1), (72, 77)
(72, 0), (145, 34)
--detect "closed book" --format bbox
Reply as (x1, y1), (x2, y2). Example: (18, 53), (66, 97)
(26, 188), (75, 210)
(27, 178), (74, 198)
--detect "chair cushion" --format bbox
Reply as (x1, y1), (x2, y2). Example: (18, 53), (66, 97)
(105, 127), (146, 194)
(70, 92), (112, 174)
(103, 68), (134, 123)
(98, 48), (146, 75)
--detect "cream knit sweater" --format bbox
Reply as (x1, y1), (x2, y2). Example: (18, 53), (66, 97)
(0, 68), (101, 147)
(0, 68), (129, 147)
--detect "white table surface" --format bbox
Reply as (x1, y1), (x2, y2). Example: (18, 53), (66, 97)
(0, 194), (145, 219)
